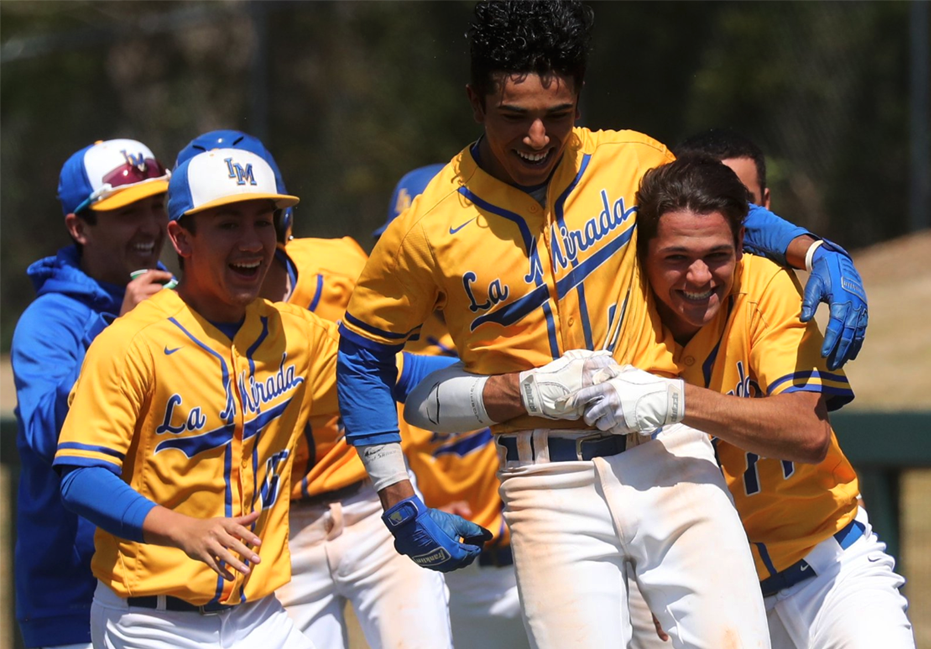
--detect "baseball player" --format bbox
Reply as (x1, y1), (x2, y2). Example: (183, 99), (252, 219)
(53, 148), (331, 649)
(573, 154), (914, 647)
(173, 132), (458, 649)
(12, 139), (173, 649)
(335, 2), (872, 647)
(377, 165), (530, 649)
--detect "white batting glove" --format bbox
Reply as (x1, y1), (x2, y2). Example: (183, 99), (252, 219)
(566, 365), (685, 435)
(519, 350), (620, 420)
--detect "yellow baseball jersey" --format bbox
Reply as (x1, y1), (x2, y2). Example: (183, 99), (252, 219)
(54, 288), (339, 605)
(281, 236), (372, 499)
(673, 254), (858, 579)
(343, 128), (679, 433)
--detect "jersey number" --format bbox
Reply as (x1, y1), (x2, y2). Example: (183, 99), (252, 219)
(743, 452), (795, 496)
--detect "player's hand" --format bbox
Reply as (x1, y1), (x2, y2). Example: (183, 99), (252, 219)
(801, 239), (868, 370)
(519, 350), (619, 420)
(566, 365), (685, 435)
(382, 495), (492, 573)
(171, 510), (263, 580)
(652, 613), (670, 642)
(120, 269), (177, 316)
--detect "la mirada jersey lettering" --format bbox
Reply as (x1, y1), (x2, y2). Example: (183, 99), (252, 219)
(462, 189), (636, 314)
(156, 352), (304, 439)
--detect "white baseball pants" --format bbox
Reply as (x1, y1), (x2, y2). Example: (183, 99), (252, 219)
(444, 557), (531, 649)
(277, 484), (453, 649)
(90, 581), (312, 649)
(765, 507), (915, 648)
(499, 424), (771, 649)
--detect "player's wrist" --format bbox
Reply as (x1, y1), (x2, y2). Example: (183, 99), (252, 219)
(805, 240), (825, 272)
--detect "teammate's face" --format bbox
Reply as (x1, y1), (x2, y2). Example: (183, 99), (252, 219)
(468, 72), (580, 187)
(644, 210), (743, 344)
(67, 194), (167, 286)
(169, 199), (277, 323)
(722, 156), (770, 209)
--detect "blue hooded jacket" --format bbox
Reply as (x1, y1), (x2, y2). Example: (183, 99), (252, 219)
(12, 245), (125, 647)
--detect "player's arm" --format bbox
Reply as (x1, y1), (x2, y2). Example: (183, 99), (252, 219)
(12, 299), (112, 463)
(744, 204), (867, 369)
(58, 465), (262, 580)
(402, 350), (620, 432)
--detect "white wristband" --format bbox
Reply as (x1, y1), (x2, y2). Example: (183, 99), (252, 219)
(358, 443), (409, 492)
(403, 362), (494, 433)
(804, 240), (825, 272)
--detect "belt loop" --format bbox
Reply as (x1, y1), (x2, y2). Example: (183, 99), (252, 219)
(516, 431), (534, 463)
(157, 595), (168, 611)
(532, 430), (550, 464)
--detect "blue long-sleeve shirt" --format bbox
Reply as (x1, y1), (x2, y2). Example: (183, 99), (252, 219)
(12, 246), (125, 647)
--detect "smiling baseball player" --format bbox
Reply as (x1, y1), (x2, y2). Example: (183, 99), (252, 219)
(52, 148), (339, 648)
(172, 132), (458, 649)
(335, 2), (872, 647)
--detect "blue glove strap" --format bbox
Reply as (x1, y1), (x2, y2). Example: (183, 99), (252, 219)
(382, 495), (488, 572)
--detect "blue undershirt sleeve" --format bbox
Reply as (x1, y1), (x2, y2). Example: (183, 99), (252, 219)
(394, 352), (460, 404)
(59, 465), (156, 543)
(337, 336), (403, 446)
(742, 203), (811, 267)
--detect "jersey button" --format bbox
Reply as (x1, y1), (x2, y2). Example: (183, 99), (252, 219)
(568, 316), (575, 326)
(684, 356), (695, 366)
(529, 204), (539, 213)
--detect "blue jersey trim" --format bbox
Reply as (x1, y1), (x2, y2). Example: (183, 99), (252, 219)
(542, 302), (560, 359)
(308, 274), (324, 312)
(246, 316), (269, 375)
(343, 311), (418, 341)
(56, 441), (125, 461)
(767, 370), (850, 394)
(554, 224), (635, 299)
(432, 428), (493, 458)
(154, 423), (235, 457)
(754, 541), (778, 578)
(52, 455), (122, 473)
(470, 284), (550, 332)
(169, 318), (234, 423)
(338, 322), (407, 354)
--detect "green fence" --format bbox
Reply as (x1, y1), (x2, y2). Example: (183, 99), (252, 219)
(2, 413), (930, 649)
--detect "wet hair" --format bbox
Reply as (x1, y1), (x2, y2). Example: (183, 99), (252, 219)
(636, 154), (749, 262)
(673, 128), (767, 198)
(467, 0), (594, 103)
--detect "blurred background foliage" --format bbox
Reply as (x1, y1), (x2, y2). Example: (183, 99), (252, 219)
(1, 1), (927, 351)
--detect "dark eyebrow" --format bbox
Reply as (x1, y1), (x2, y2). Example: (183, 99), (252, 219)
(499, 102), (576, 115)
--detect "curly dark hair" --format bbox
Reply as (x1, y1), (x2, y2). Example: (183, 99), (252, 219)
(636, 154), (749, 263)
(467, 0), (594, 102)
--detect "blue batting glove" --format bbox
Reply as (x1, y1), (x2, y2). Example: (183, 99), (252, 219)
(801, 239), (868, 370)
(382, 495), (492, 572)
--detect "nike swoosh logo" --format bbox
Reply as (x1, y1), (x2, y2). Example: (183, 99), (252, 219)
(799, 563), (810, 572)
(449, 218), (475, 235)
(164, 346), (182, 355)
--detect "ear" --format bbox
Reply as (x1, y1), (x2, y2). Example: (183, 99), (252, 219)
(64, 213), (89, 245)
(466, 84), (485, 124)
(167, 220), (193, 259)
(736, 225), (746, 262)
(762, 188), (771, 210)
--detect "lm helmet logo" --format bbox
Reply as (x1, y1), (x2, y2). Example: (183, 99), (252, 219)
(224, 158), (257, 186)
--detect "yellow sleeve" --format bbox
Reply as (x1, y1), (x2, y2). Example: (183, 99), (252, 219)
(343, 214), (441, 349)
(55, 326), (150, 472)
(748, 261), (854, 407)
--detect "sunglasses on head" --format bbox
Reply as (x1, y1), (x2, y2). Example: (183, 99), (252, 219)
(74, 158), (169, 213)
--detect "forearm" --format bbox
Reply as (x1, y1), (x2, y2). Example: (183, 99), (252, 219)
(785, 234), (818, 270)
(483, 373), (524, 422)
(337, 336), (402, 446)
(682, 384), (831, 463)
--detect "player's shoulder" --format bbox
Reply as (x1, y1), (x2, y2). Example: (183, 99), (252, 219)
(575, 127), (674, 162)
(378, 161), (462, 242)
(259, 298), (339, 340)
(94, 289), (187, 347)
(285, 236), (368, 269)
(737, 254), (802, 295)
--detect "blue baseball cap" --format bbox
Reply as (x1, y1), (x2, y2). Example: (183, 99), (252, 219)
(167, 149), (299, 222)
(373, 163), (445, 238)
(177, 130), (293, 240)
(58, 139), (170, 216)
